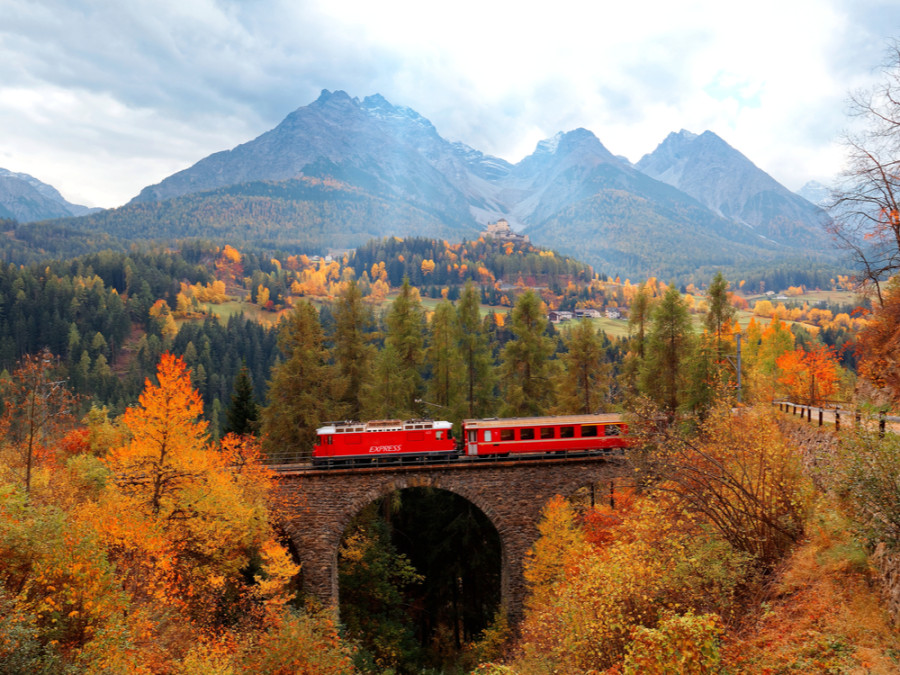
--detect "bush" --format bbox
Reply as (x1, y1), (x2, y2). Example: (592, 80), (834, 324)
(624, 612), (723, 675)
(829, 428), (900, 550)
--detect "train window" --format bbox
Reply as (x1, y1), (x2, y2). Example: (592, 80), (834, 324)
(468, 430), (477, 442)
(520, 428), (535, 440)
(321, 435), (333, 445)
(581, 425), (598, 437)
(407, 431), (424, 441)
(604, 424), (621, 437)
(560, 426), (575, 438)
(484, 430), (492, 442)
(436, 430), (444, 440)
(540, 427), (555, 439)
(500, 428), (515, 441)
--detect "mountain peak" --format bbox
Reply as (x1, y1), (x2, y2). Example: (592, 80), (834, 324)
(533, 128), (608, 157)
(636, 128), (829, 245)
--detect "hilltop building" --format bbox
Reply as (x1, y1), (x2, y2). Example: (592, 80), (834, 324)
(482, 218), (529, 244)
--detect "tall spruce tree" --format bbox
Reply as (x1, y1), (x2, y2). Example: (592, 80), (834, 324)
(499, 290), (558, 417)
(556, 319), (610, 414)
(261, 300), (344, 460)
(704, 271), (736, 360)
(425, 300), (465, 424)
(456, 281), (496, 418)
(224, 365), (259, 436)
(333, 279), (374, 419)
(382, 277), (426, 416)
(639, 284), (694, 414)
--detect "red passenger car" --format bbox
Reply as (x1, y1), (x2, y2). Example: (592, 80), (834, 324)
(313, 418), (456, 464)
(461, 414), (628, 457)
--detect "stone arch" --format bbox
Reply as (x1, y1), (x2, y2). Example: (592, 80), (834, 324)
(317, 474), (508, 618)
(272, 456), (630, 625)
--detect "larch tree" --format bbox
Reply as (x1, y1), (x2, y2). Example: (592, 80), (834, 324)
(107, 352), (210, 518)
(333, 278), (374, 420)
(102, 353), (295, 637)
(383, 277), (426, 416)
(0, 349), (77, 496)
(499, 290), (558, 417)
(424, 300), (465, 424)
(556, 319), (610, 414)
(457, 281), (496, 418)
(628, 283), (652, 360)
(261, 300), (345, 460)
(639, 284), (694, 414)
(704, 271), (736, 360)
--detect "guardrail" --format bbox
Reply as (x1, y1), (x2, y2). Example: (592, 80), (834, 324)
(773, 399), (900, 435)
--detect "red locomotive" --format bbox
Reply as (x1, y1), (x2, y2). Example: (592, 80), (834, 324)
(313, 413), (628, 466)
(313, 418), (456, 465)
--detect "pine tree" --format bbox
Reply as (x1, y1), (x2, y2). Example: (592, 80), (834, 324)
(704, 271), (736, 360)
(556, 320), (610, 414)
(383, 277), (426, 416)
(499, 290), (558, 417)
(333, 279), (374, 420)
(457, 281), (496, 418)
(628, 283), (652, 360)
(225, 365), (259, 436)
(261, 301), (344, 460)
(425, 300), (465, 424)
(639, 284), (694, 414)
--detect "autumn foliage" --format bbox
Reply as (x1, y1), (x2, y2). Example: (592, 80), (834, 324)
(0, 352), (355, 673)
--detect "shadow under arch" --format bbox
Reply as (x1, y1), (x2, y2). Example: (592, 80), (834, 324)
(337, 485), (503, 658)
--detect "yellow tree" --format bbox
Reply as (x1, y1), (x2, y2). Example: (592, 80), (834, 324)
(103, 354), (284, 628)
(108, 353), (209, 517)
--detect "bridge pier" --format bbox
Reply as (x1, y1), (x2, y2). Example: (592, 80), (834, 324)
(272, 457), (628, 626)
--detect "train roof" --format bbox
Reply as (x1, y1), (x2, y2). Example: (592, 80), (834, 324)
(317, 419), (452, 434)
(462, 414), (624, 429)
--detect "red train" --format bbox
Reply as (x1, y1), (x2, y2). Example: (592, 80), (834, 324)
(313, 413), (628, 466)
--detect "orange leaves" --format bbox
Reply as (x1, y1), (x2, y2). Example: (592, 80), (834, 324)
(582, 488), (636, 548)
(110, 354), (208, 516)
(776, 345), (841, 405)
(518, 492), (745, 673)
(856, 278), (900, 400)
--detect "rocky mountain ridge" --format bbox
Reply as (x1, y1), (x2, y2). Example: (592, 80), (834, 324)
(40, 90), (836, 278)
(0, 168), (96, 223)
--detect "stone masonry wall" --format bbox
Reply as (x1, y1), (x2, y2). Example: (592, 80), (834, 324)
(272, 456), (629, 625)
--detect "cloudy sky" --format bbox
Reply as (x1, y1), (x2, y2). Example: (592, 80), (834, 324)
(2, 0), (899, 208)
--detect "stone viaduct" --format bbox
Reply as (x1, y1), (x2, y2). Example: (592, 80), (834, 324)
(272, 455), (630, 624)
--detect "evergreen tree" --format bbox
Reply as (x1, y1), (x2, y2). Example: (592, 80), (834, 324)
(620, 283), (653, 399)
(639, 284), (694, 414)
(684, 333), (718, 414)
(456, 282), (496, 418)
(333, 279), (374, 419)
(383, 277), (426, 416)
(261, 300), (344, 460)
(704, 271), (736, 360)
(499, 290), (558, 416)
(425, 300), (465, 424)
(556, 320), (610, 414)
(224, 365), (259, 436)
(628, 283), (652, 360)
(362, 344), (412, 419)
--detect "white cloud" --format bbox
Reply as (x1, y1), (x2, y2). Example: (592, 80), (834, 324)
(1, 0), (898, 205)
